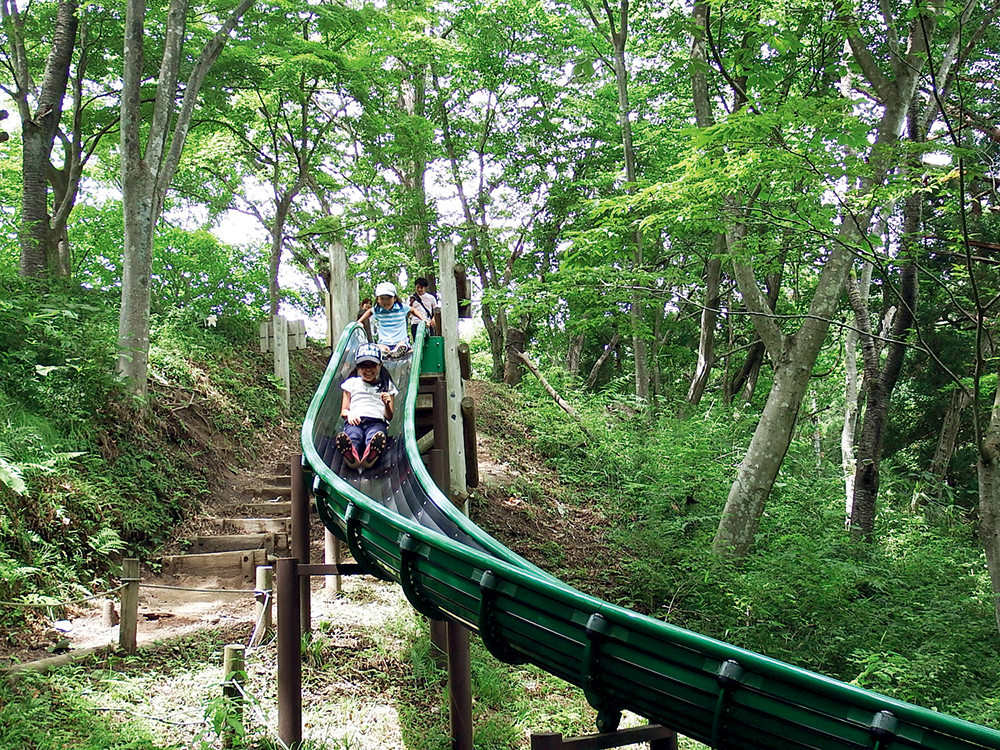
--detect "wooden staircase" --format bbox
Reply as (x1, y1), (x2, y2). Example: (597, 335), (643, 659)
(159, 461), (296, 583)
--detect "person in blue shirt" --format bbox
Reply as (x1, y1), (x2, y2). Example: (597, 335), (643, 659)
(336, 343), (398, 469)
(358, 281), (429, 358)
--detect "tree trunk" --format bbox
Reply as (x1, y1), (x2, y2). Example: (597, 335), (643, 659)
(584, 332), (622, 391)
(849, 261), (917, 539)
(117, 0), (254, 397)
(930, 389), (972, 480)
(566, 333), (584, 378)
(18, 0), (77, 278)
(118, 166), (156, 392)
(713, 339), (817, 555)
(977, 381), (1000, 636)
(503, 323), (527, 386)
(686, 249), (723, 405)
(842, 261), (872, 520)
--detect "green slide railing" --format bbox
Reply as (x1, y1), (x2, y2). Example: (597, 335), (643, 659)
(302, 324), (1000, 750)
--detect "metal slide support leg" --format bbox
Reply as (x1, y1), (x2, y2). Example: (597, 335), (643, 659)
(448, 622), (473, 750)
(290, 454), (311, 634)
(276, 557), (302, 748)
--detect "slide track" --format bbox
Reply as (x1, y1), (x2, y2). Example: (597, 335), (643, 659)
(301, 324), (1000, 750)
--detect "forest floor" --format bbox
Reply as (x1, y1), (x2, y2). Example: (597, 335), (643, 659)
(2, 375), (626, 748)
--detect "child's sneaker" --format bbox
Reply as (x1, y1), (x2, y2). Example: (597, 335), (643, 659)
(389, 342), (410, 359)
(360, 431), (387, 468)
(335, 432), (361, 469)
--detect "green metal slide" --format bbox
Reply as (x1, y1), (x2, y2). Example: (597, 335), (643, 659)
(301, 324), (1000, 750)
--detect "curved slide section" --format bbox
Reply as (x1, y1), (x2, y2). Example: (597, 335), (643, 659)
(302, 324), (1000, 750)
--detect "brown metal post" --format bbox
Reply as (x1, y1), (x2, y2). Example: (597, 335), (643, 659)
(448, 622), (473, 750)
(290, 454), (311, 633)
(530, 733), (564, 750)
(276, 557), (302, 748)
(432, 377), (450, 492)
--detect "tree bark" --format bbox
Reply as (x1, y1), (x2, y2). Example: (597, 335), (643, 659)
(584, 332), (622, 391)
(17, 0), (77, 278)
(686, 250), (723, 405)
(842, 262), (872, 519)
(978, 381), (1000, 636)
(503, 323), (527, 386)
(118, 0), (254, 397)
(848, 260), (917, 538)
(712, 0), (941, 557)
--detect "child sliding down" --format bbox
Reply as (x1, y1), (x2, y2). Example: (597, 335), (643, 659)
(336, 343), (398, 470)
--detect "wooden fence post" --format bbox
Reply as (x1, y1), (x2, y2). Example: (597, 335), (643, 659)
(251, 565), (273, 647)
(222, 644), (246, 748)
(118, 558), (139, 655)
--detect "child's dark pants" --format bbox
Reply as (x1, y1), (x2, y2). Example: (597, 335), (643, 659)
(344, 418), (387, 454)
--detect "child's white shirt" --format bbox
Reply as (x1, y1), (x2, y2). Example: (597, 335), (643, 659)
(342, 375), (398, 420)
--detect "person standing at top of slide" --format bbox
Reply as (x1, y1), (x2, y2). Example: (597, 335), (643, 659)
(409, 277), (439, 341)
(357, 281), (429, 358)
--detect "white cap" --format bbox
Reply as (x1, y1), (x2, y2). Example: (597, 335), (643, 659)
(375, 281), (396, 298)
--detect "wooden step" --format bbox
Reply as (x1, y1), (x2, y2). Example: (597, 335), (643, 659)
(160, 549), (267, 580)
(222, 517), (290, 535)
(235, 501), (292, 516)
(241, 485), (292, 500)
(187, 533), (286, 555)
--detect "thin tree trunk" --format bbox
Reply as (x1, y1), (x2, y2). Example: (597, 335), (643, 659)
(517, 351), (597, 443)
(687, 249), (723, 405)
(566, 333), (585, 378)
(842, 261), (873, 521)
(584, 332), (622, 391)
(849, 262), (917, 539)
(978, 380), (1000, 636)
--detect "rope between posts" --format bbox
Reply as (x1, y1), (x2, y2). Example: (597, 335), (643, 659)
(138, 583), (257, 594)
(0, 584), (126, 609)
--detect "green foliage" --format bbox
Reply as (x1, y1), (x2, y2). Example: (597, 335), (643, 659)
(72, 201), (272, 320)
(508, 370), (1000, 726)
(0, 672), (161, 749)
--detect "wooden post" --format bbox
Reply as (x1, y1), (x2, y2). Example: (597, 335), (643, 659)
(437, 241), (467, 504)
(529, 725), (677, 750)
(118, 558), (139, 655)
(273, 315), (290, 406)
(276, 557), (302, 748)
(251, 565), (273, 647)
(222, 644), (246, 749)
(461, 397), (479, 489)
(332, 537), (343, 595)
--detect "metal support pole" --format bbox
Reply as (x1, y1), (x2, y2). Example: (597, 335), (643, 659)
(290, 454), (311, 634)
(448, 622), (473, 750)
(276, 557), (302, 749)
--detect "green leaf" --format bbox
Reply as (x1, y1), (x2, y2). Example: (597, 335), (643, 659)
(0, 457), (26, 495)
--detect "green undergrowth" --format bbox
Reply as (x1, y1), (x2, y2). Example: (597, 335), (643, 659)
(501, 367), (1000, 727)
(0, 277), (322, 640)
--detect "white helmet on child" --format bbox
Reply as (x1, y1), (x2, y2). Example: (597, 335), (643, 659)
(355, 342), (382, 365)
(375, 282), (396, 298)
